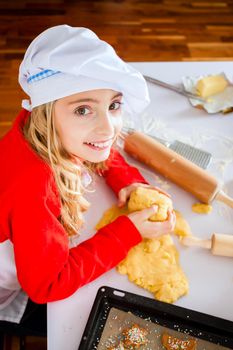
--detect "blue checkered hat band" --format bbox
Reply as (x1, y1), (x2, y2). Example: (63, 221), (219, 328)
(27, 69), (60, 84)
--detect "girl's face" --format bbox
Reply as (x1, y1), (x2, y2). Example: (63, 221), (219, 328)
(53, 89), (123, 163)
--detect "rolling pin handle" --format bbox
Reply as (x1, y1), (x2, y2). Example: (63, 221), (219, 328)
(215, 190), (233, 208)
(211, 233), (233, 257)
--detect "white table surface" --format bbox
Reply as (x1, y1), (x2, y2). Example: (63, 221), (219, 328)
(48, 61), (233, 350)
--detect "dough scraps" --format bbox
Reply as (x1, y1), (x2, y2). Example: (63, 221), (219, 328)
(174, 210), (192, 237)
(192, 203), (212, 214)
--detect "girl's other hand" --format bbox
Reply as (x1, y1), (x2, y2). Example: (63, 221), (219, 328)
(127, 206), (176, 239)
(118, 182), (170, 208)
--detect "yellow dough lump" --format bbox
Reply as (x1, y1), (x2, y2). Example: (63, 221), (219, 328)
(95, 188), (189, 303)
(196, 75), (228, 98)
(173, 210), (192, 237)
(117, 235), (189, 303)
(192, 203), (212, 214)
(128, 187), (173, 221)
(95, 205), (129, 230)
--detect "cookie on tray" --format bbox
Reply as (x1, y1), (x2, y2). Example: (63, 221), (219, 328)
(122, 323), (148, 348)
(162, 333), (197, 350)
(108, 341), (125, 350)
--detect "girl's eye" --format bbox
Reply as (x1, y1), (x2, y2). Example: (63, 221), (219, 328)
(75, 106), (91, 116)
(109, 101), (123, 110)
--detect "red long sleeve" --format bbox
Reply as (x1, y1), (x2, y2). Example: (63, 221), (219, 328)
(10, 166), (141, 303)
(103, 148), (148, 195)
(0, 109), (143, 303)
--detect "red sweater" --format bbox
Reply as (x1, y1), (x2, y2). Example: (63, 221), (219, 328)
(0, 109), (147, 303)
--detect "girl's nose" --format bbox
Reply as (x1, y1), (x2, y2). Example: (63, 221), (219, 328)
(95, 112), (115, 136)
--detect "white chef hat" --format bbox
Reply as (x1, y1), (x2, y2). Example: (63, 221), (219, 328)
(18, 24), (150, 116)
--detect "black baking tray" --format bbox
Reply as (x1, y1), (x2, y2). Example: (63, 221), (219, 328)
(78, 286), (233, 349)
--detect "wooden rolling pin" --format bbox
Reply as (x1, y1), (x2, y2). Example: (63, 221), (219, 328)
(123, 130), (233, 207)
(181, 234), (233, 257)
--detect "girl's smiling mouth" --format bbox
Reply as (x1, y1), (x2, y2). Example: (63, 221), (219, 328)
(84, 139), (113, 150)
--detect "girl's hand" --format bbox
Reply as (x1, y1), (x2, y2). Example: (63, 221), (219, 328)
(118, 182), (170, 208)
(127, 205), (176, 239)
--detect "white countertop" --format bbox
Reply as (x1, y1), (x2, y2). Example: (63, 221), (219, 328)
(48, 61), (233, 350)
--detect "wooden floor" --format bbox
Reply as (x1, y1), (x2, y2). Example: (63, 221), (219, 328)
(0, 0), (233, 349)
(0, 0), (233, 138)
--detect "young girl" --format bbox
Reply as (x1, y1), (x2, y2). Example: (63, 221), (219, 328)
(0, 25), (175, 335)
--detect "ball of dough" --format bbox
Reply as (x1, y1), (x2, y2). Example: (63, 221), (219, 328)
(128, 187), (173, 221)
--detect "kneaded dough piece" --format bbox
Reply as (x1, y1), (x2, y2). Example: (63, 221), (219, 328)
(174, 210), (192, 237)
(128, 187), (173, 221)
(192, 203), (212, 214)
(95, 204), (189, 303)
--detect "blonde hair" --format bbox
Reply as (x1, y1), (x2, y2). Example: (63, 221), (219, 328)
(23, 101), (108, 236)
